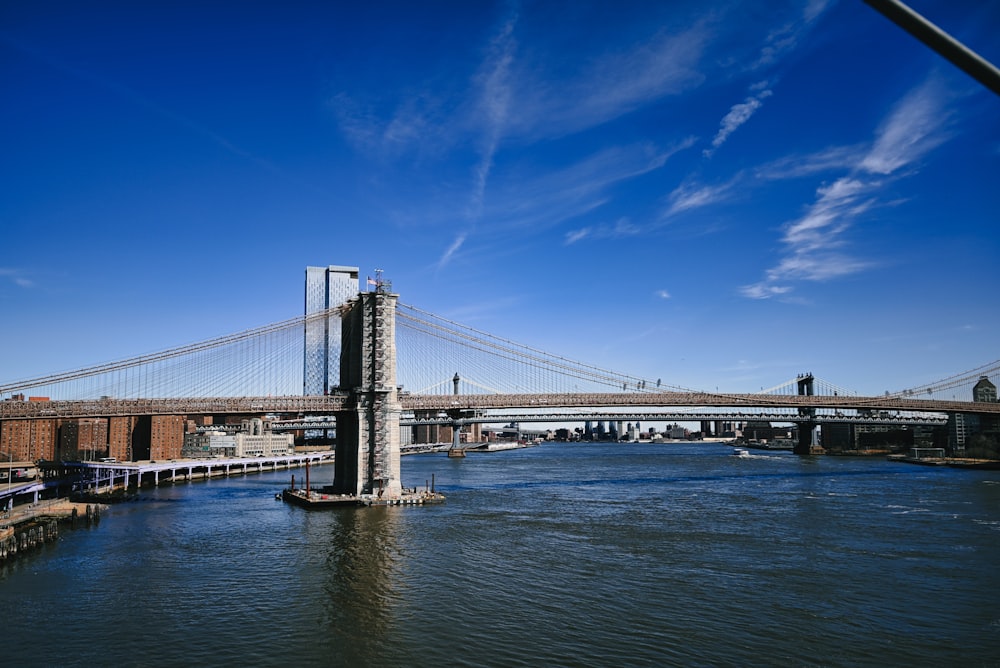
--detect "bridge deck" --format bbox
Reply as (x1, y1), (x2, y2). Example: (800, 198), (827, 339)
(1, 392), (996, 420)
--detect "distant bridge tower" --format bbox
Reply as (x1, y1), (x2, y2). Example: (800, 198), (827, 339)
(333, 286), (403, 498)
(795, 372), (819, 455)
(796, 373), (815, 396)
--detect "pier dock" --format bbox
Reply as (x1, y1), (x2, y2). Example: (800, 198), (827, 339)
(1, 498), (105, 564)
(281, 487), (445, 508)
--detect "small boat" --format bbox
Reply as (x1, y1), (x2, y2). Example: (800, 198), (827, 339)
(731, 447), (751, 457)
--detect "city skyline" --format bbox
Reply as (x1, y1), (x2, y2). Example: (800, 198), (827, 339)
(2, 1), (998, 397)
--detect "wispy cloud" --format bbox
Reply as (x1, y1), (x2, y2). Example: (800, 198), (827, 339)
(664, 177), (739, 217)
(702, 0), (830, 157)
(507, 23), (710, 141)
(0, 268), (33, 289)
(505, 138), (692, 233)
(739, 283), (792, 300)
(328, 4), (829, 260)
(382, 97), (441, 150)
(332, 92), (447, 160)
(754, 144), (866, 181)
(331, 15), (709, 157)
(440, 293), (525, 325)
(656, 289), (671, 299)
(751, 0), (831, 69)
(860, 81), (952, 175)
(661, 142), (862, 221)
(704, 82), (773, 157)
(741, 77), (955, 299)
(564, 218), (640, 245)
(468, 9), (519, 221)
(329, 93), (380, 151)
(437, 233), (467, 270)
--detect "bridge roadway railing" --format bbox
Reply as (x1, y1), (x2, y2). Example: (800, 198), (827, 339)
(2, 391), (997, 420)
(401, 411), (950, 426)
(399, 392), (1000, 415)
(0, 395), (349, 420)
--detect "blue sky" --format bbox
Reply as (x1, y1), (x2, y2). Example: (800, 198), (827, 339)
(2, 0), (998, 398)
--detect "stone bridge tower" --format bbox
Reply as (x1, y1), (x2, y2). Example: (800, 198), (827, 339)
(333, 287), (403, 498)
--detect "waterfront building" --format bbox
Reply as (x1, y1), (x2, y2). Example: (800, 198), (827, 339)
(823, 422), (944, 454)
(410, 416), (477, 446)
(822, 422), (852, 451)
(147, 415), (185, 461)
(853, 424), (911, 451)
(181, 419), (293, 459)
(412, 413), (452, 445)
(182, 431), (237, 459)
(464, 413), (482, 443)
(742, 421), (778, 442)
(626, 422), (639, 441)
(948, 376), (1000, 455)
(233, 418), (294, 457)
(60, 418), (109, 460)
(973, 376), (997, 403)
(234, 431), (292, 457)
(0, 418), (57, 462)
(947, 376), (999, 454)
(304, 265), (359, 396)
(108, 416), (136, 462)
(665, 424), (688, 439)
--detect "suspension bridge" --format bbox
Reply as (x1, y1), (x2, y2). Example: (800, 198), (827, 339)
(1, 299), (996, 418)
(1, 284), (998, 498)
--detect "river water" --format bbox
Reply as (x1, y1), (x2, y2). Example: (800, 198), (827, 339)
(2, 442), (999, 667)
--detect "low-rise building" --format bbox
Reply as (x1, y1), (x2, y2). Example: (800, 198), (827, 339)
(182, 418), (294, 459)
(950, 376), (1000, 456)
(233, 429), (294, 457)
(182, 431), (237, 459)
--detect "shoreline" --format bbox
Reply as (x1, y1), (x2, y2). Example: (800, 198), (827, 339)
(3, 497), (105, 529)
(1, 498), (106, 564)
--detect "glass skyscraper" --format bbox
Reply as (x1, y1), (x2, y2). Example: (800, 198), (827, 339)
(304, 265), (359, 395)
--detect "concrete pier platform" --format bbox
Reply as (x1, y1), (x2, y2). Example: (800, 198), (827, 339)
(281, 487), (445, 508)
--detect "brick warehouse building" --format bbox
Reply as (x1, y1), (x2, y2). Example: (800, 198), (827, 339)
(1, 419), (57, 461)
(1, 415), (186, 462)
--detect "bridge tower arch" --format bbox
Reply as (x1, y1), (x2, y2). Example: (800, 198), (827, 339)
(333, 288), (402, 498)
(795, 372), (820, 455)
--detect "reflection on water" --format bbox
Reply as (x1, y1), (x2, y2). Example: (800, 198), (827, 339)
(322, 508), (404, 664)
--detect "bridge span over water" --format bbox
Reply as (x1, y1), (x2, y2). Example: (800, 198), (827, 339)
(2, 391), (995, 421)
(2, 285), (998, 497)
(400, 391), (1000, 415)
